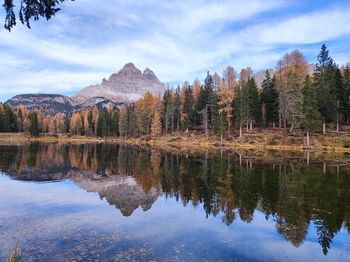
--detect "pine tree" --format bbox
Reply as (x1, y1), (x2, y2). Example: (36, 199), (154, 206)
(313, 44), (337, 134)
(343, 63), (350, 123)
(260, 71), (279, 127)
(28, 111), (39, 137)
(161, 89), (174, 134)
(182, 85), (193, 131)
(247, 77), (261, 128)
(111, 109), (120, 137)
(173, 85), (181, 131)
(0, 103), (4, 132)
(97, 108), (107, 137)
(301, 75), (321, 146)
(195, 71), (218, 134)
(334, 68), (345, 131)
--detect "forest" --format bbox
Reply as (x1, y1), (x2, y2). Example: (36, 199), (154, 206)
(1, 44), (350, 146)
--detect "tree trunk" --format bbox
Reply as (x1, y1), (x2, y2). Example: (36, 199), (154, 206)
(283, 119), (287, 137)
(246, 121), (249, 132)
(323, 121), (326, 135)
(336, 116), (339, 132)
(249, 120), (253, 130)
(306, 130), (310, 146)
(273, 122), (275, 128)
(239, 124), (242, 138)
(289, 122), (294, 133)
(221, 133), (223, 143)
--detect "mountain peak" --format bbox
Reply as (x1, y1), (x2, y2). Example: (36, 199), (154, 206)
(73, 63), (165, 105)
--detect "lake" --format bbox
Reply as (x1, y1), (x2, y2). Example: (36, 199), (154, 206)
(0, 143), (350, 261)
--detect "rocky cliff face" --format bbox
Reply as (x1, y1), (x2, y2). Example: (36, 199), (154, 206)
(72, 63), (165, 105)
(6, 63), (165, 114)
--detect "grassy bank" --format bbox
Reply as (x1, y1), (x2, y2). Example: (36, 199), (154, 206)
(1, 130), (350, 153)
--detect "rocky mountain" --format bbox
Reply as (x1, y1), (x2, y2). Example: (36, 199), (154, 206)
(6, 63), (165, 115)
(72, 63), (165, 105)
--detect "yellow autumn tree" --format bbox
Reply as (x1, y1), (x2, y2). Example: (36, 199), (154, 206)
(92, 105), (99, 135)
(70, 112), (82, 135)
(151, 111), (162, 137)
(218, 81), (235, 132)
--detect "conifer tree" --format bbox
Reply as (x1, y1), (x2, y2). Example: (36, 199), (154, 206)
(313, 44), (337, 134)
(161, 89), (174, 134)
(260, 71), (279, 127)
(173, 85), (181, 131)
(343, 63), (350, 123)
(28, 111), (39, 137)
(334, 68), (346, 131)
(111, 109), (120, 137)
(182, 85), (193, 131)
(97, 108), (108, 137)
(247, 77), (261, 128)
(301, 75), (321, 146)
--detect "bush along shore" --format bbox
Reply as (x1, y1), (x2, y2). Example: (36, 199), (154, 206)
(1, 44), (350, 151)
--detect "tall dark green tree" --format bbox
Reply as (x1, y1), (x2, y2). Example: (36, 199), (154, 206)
(161, 89), (174, 134)
(195, 71), (218, 134)
(29, 111), (39, 137)
(313, 44), (337, 134)
(182, 85), (193, 131)
(334, 68), (346, 131)
(3, 105), (17, 132)
(343, 63), (350, 123)
(261, 71), (279, 127)
(111, 109), (120, 137)
(301, 75), (321, 146)
(247, 77), (261, 128)
(97, 108), (107, 137)
(173, 86), (181, 131)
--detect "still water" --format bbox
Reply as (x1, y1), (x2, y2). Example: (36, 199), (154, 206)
(0, 143), (350, 261)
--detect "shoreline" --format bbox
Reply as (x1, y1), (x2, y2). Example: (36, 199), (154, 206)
(1, 132), (350, 153)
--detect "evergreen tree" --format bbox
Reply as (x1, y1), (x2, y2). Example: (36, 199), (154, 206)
(301, 75), (321, 146)
(97, 108), (107, 137)
(260, 71), (279, 127)
(334, 68), (346, 130)
(127, 105), (136, 137)
(111, 109), (120, 137)
(0, 103), (4, 132)
(247, 77), (261, 128)
(28, 111), (39, 137)
(313, 44), (337, 133)
(343, 63), (350, 123)
(3, 105), (17, 132)
(173, 85), (181, 131)
(182, 85), (193, 131)
(195, 71), (218, 134)
(161, 89), (174, 133)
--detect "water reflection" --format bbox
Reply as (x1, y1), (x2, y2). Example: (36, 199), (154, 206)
(0, 143), (350, 258)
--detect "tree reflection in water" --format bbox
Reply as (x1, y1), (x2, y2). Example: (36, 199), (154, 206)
(0, 143), (350, 255)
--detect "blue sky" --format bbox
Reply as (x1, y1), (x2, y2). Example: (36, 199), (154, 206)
(0, 0), (350, 102)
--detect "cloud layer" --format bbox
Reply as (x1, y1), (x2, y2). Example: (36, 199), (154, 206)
(0, 0), (350, 101)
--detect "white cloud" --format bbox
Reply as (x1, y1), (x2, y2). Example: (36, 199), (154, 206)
(0, 0), (350, 100)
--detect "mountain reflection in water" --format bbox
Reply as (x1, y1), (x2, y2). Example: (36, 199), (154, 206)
(0, 143), (350, 261)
